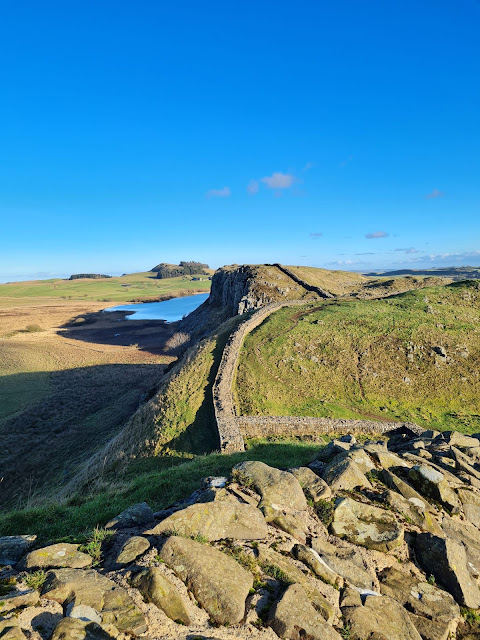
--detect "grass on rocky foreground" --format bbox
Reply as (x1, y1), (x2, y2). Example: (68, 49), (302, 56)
(235, 280), (480, 433)
(0, 438), (320, 544)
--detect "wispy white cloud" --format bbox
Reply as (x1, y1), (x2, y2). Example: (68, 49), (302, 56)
(261, 172), (297, 189)
(409, 250), (480, 265)
(425, 189), (444, 199)
(365, 231), (389, 239)
(247, 180), (259, 195)
(394, 247), (420, 254)
(206, 186), (231, 199)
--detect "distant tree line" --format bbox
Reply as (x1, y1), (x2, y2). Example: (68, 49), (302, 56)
(151, 261), (210, 279)
(69, 274), (112, 280)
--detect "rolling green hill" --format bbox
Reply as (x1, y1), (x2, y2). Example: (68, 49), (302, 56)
(0, 271), (211, 305)
(235, 280), (480, 433)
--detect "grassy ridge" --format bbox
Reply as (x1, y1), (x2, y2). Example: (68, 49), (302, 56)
(0, 439), (319, 542)
(235, 281), (480, 433)
(0, 271), (211, 304)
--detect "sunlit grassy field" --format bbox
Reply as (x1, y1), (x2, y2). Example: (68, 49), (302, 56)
(0, 272), (212, 506)
(0, 271), (211, 305)
(235, 281), (480, 433)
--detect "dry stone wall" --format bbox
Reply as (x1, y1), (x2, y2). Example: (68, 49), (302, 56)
(213, 299), (425, 453)
(213, 300), (308, 452)
(272, 263), (335, 299)
(236, 416), (425, 439)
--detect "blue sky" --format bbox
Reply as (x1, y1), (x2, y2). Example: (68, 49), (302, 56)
(1, 0), (479, 281)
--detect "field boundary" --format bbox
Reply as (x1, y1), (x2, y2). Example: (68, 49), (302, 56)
(272, 264), (335, 299)
(213, 298), (425, 453)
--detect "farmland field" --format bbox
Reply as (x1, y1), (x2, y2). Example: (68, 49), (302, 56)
(0, 272), (211, 507)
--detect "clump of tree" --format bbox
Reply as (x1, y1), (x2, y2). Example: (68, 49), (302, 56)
(151, 261), (210, 279)
(69, 274), (112, 280)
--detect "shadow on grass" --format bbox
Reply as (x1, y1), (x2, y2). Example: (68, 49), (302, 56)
(0, 439), (321, 543)
(0, 363), (165, 509)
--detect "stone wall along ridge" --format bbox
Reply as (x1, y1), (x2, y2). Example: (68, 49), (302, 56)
(213, 298), (425, 454)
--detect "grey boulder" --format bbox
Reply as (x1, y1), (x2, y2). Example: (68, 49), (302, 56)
(268, 583), (341, 640)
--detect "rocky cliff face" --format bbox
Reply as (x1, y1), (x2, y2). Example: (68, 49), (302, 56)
(207, 265), (275, 316)
(182, 264), (311, 336)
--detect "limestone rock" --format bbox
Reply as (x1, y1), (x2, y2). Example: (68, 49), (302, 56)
(322, 458), (372, 492)
(145, 500), (268, 541)
(415, 533), (480, 608)
(23, 544), (92, 570)
(42, 568), (146, 634)
(100, 587), (147, 635)
(114, 536), (150, 565)
(289, 466), (332, 502)
(346, 449), (376, 474)
(160, 535), (252, 625)
(0, 535), (36, 566)
(409, 465), (460, 511)
(457, 487), (480, 529)
(261, 506), (308, 543)
(311, 537), (374, 590)
(42, 568), (114, 608)
(0, 628), (27, 640)
(51, 617), (117, 640)
(292, 544), (343, 589)
(382, 469), (436, 508)
(316, 440), (353, 461)
(384, 489), (444, 535)
(268, 583), (342, 640)
(331, 497), (404, 552)
(232, 461), (307, 511)
(408, 612), (455, 640)
(379, 565), (460, 622)
(131, 567), (190, 625)
(442, 431), (480, 450)
(0, 588), (39, 613)
(441, 515), (480, 576)
(450, 446), (480, 482)
(105, 502), (154, 530)
(257, 545), (334, 622)
(342, 595), (422, 640)
(366, 447), (409, 470)
(66, 603), (102, 624)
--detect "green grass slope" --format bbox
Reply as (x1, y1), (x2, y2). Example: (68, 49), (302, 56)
(235, 280), (480, 433)
(0, 439), (319, 543)
(0, 271), (211, 305)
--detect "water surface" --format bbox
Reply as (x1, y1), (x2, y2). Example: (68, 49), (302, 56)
(105, 292), (209, 321)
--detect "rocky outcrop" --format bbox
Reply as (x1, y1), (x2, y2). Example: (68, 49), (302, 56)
(159, 536), (253, 625)
(145, 500), (268, 541)
(331, 497), (404, 552)
(6, 428), (480, 639)
(267, 583), (341, 639)
(22, 544), (93, 570)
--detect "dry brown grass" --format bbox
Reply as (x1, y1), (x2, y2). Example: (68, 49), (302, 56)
(0, 298), (173, 507)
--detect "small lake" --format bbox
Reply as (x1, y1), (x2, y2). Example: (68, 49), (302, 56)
(104, 292), (209, 322)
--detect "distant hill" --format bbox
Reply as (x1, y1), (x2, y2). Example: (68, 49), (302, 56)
(151, 261), (210, 279)
(69, 273), (112, 280)
(364, 266), (480, 280)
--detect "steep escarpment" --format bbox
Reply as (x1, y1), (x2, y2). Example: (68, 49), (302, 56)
(180, 264), (316, 337)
